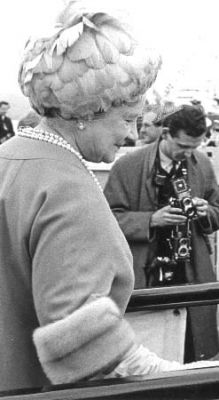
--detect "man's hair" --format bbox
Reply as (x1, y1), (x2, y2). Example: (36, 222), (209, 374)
(163, 105), (207, 137)
(0, 101), (9, 108)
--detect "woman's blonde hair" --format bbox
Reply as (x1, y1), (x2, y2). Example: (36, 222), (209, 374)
(18, 1), (162, 120)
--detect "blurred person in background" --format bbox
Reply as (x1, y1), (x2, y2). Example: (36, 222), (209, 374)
(136, 107), (162, 145)
(190, 98), (205, 114)
(0, 101), (15, 144)
(136, 102), (178, 146)
(205, 120), (219, 147)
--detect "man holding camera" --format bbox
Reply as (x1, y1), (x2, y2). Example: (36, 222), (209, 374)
(104, 105), (219, 362)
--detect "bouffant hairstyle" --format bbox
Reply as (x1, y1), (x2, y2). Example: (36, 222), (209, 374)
(163, 105), (207, 137)
(18, 1), (161, 121)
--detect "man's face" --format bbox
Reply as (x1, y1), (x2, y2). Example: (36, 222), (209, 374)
(139, 111), (161, 144)
(161, 129), (206, 161)
(0, 104), (9, 116)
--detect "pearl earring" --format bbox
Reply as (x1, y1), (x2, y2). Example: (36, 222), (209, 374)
(77, 121), (85, 130)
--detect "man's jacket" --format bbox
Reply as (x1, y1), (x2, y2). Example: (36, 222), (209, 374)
(104, 140), (219, 360)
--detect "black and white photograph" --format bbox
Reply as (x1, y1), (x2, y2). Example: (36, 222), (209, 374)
(0, 1), (219, 399)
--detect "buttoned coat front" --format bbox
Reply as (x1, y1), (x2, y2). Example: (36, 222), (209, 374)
(104, 141), (219, 360)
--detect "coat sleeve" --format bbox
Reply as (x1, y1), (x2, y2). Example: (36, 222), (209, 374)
(29, 164), (135, 384)
(104, 159), (155, 242)
(196, 154), (219, 234)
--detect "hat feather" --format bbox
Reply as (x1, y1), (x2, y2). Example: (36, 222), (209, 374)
(18, 0), (162, 119)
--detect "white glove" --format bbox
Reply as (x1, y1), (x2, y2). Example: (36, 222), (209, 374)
(108, 344), (219, 378)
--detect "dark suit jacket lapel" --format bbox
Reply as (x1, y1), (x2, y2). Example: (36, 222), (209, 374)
(143, 141), (159, 208)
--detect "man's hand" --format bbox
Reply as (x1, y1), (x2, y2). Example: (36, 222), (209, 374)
(150, 205), (187, 227)
(192, 197), (208, 217)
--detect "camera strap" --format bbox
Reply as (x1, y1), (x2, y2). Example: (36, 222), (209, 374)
(148, 157), (194, 286)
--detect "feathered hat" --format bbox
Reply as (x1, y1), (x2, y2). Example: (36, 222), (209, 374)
(18, 0), (162, 120)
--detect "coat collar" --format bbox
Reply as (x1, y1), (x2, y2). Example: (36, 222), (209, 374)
(0, 135), (83, 166)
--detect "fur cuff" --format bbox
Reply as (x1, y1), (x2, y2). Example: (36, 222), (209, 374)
(33, 296), (135, 384)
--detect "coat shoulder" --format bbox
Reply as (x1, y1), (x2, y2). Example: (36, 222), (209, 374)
(194, 149), (214, 172)
(113, 146), (150, 171)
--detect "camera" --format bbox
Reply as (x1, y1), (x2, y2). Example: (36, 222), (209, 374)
(147, 228), (192, 286)
(176, 237), (190, 259)
(170, 177), (197, 219)
(148, 173), (197, 286)
(147, 256), (177, 286)
(168, 227), (191, 262)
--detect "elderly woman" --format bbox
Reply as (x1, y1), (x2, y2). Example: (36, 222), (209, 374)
(0, 0), (217, 392)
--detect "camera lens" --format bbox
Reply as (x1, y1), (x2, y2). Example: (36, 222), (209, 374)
(183, 197), (191, 206)
(183, 198), (192, 211)
(183, 197), (191, 207)
(182, 197), (195, 217)
(178, 245), (188, 257)
(178, 238), (189, 258)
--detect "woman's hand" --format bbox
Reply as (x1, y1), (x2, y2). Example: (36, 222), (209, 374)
(150, 205), (187, 227)
(107, 344), (219, 379)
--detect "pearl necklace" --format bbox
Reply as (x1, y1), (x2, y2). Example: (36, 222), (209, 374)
(18, 127), (103, 192)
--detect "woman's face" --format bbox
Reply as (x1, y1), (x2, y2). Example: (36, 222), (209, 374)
(75, 102), (143, 163)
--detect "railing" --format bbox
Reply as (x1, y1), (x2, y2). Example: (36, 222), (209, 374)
(2, 367), (219, 400)
(128, 281), (219, 311)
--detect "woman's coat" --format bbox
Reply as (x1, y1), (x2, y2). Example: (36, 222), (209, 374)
(0, 135), (135, 391)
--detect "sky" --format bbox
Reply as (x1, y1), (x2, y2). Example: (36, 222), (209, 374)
(1, 0), (219, 111)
